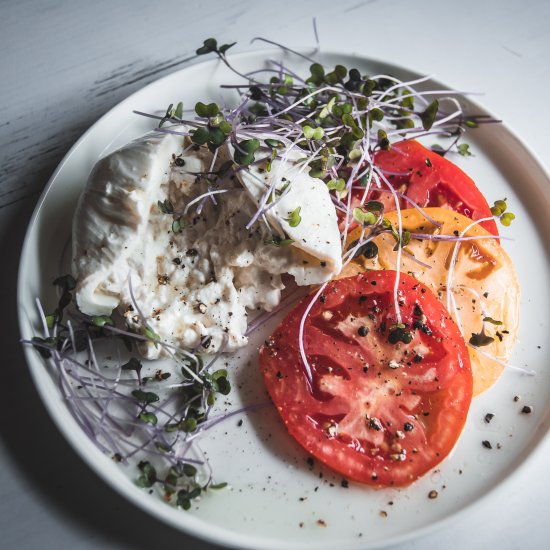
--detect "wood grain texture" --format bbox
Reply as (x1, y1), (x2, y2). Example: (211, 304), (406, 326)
(2, 0), (550, 548)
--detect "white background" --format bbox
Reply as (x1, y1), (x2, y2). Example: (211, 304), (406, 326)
(2, 0), (550, 548)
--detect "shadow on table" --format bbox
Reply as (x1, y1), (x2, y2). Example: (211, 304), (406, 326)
(0, 198), (221, 550)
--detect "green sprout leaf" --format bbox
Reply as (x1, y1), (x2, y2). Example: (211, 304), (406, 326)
(53, 274), (76, 292)
(420, 100), (439, 130)
(307, 63), (325, 85)
(490, 199), (507, 216)
(92, 315), (114, 327)
(139, 412), (158, 426)
(369, 108), (384, 124)
(302, 125), (324, 140)
(319, 97), (336, 118)
(219, 120), (232, 135)
(327, 178), (346, 193)
(209, 482), (228, 490)
(303, 125), (314, 139)
(500, 212), (515, 226)
(177, 486), (202, 510)
(391, 229), (411, 250)
(196, 38), (218, 55)
(158, 102), (184, 127)
(183, 463), (198, 477)
(132, 389), (160, 404)
(491, 199), (515, 226)
(190, 127), (210, 145)
(377, 129), (390, 150)
(349, 239), (378, 260)
(431, 144), (446, 156)
(364, 200), (384, 213)
(233, 138), (260, 166)
(286, 207), (302, 227)
(181, 417), (198, 433)
(143, 326), (160, 343)
(483, 317), (503, 325)
(353, 207), (377, 226)
(172, 217), (185, 233)
(157, 199), (174, 214)
(218, 42), (236, 55)
(457, 143), (472, 156)
(325, 64), (347, 85)
(136, 461), (157, 488)
(342, 113), (364, 139)
(265, 138), (282, 148)
(469, 332), (495, 347)
(195, 102), (220, 118)
(469, 328), (495, 347)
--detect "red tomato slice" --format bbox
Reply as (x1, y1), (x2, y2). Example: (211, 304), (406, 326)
(260, 270), (473, 487)
(340, 140), (498, 236)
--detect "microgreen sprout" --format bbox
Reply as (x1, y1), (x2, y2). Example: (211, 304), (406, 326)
(24, 274), (250, 511)
(197, 39), (236, 56)
(286, 207), (302, 227)
(348, 240), (378, 260)
(491, 199), (515, 226)
(469, 328), (495, 347)
(158, 199), (174, 214)
(457, 143), (472, 156)
(353, 207), (377, 226)
(420, 100), (439, 130)
(327, 178), (346, 194)
(233, 138), (261, 166)
(158, 102), (183, 127)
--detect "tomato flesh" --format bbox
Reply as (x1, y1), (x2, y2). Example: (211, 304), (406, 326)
(341, 140), (498, 236)
(260, 271), (473, 487)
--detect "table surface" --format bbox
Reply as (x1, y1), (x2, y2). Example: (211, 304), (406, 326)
(3, 0), (550, 548)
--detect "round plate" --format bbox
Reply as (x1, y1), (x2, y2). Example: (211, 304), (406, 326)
(17, 50), (550, 549)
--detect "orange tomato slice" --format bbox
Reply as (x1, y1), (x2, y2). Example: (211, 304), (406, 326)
(341, 208), (520, 395)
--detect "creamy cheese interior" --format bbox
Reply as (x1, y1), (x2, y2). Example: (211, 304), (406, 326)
(72, 128), (342, 358)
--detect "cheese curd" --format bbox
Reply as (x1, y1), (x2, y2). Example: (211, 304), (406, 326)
(72, 129), (342, 358)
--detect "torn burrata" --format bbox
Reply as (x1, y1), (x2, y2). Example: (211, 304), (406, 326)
(72, 128), (342, 358)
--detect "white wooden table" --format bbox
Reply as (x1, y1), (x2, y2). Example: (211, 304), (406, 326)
(2, 0), (550, 548)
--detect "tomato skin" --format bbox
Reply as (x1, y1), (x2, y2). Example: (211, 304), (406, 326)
(260, 271), (473, 487)
(374, 140), (498, 234)
(341, 140), (498, 235)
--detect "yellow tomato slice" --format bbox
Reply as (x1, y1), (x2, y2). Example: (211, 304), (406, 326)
(341, 208), (520, 396)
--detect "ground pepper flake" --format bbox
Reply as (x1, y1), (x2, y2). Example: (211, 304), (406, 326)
(521, 405), (533, 414)
(316, 519), (327, 527)
(482, 440), (492, 449)
(428, 490), (438, 499)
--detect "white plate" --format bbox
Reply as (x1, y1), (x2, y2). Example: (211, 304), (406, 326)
(17, 50), (550, 549)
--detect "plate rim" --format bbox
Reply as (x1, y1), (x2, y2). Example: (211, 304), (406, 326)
(16, 47), (550, 550)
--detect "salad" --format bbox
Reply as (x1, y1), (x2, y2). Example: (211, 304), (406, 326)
(26, 38), (521, 506)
